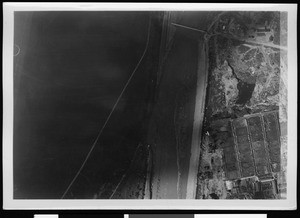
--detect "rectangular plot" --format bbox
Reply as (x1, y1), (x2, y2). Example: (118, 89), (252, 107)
(236, 135), (250, 144)
(252, 145), (267, 160)
(241, 166), (255, 177)
(235, 127), (248, 136)
(239, 152), (253, 162)
(229, 112), (282, 179)
(253, 154), (269, 165)
(263, 113), (279, 142)
(240, 160), (254, 169)
(268, 141), (281, 163)
(247, 116), (264, 142)
(250, 131), (264, 142)
(256, 163), (271, 176)
(252, 141), (264, 151)
(253, 151), (270, 173)
(236, 142), (252, 153)
(223, 151), (237, 164)
(239, 144), (256, 177)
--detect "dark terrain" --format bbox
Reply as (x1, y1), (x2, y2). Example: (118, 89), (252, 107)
(13, 11), (162, 199)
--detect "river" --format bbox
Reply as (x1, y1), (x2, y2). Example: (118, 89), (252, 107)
(146, 12), (211, 199)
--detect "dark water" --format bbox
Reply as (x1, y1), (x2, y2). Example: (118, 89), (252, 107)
(13, 11), (160, 199)
(236, 81), (256, 105)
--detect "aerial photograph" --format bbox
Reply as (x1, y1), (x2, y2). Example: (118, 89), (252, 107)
(11, 10), (288, 200)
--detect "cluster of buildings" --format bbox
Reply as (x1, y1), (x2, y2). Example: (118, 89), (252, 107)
(216, 13), (275, 44)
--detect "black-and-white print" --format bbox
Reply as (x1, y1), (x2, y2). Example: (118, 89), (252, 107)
(3, 3), (297, 209)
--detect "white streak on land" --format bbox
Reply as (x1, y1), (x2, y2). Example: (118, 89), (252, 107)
(174, 93), (181, 199)
(144, 145), (152, 199)
(186, 38), (208, 199)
